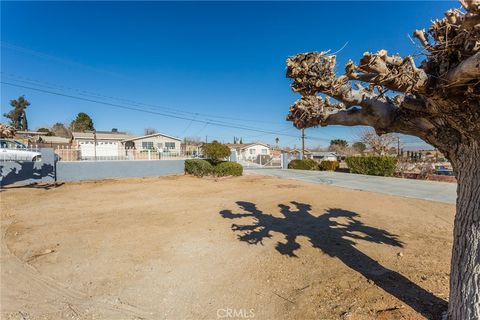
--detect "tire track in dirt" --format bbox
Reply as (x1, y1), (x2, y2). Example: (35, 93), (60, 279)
(1, 218), (155, 319)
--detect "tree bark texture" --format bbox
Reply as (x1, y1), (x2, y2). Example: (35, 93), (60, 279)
(449, 142), (480, 320)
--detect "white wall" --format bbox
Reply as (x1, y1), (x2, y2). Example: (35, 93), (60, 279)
(239, 144), (270, 160)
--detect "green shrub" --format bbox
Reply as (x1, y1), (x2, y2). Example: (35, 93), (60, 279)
(214, 161), (243, 177)
(288, 159), (319, 170)
(346, 156), (397, 176)
(185, 159), (214, 177)
(319, 160), (339, 171)
(202, 141), (231, 163)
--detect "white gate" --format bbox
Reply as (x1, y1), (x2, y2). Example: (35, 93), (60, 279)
(237, 154), (282, 168)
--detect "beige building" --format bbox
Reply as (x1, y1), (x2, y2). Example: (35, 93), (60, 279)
(122, 133), (182, 154)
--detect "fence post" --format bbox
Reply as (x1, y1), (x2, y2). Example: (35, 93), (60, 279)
(281, 153), (288, 169)
(148, 149), (151, 160)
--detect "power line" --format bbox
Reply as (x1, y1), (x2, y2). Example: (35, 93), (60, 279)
(1, 72), (284, 126)
(1, 81), (331, 142)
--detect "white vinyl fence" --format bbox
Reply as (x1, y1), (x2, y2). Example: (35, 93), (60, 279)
(55, 145), (193, 161)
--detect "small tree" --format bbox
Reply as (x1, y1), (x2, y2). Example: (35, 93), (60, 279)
(202, 140), (231, 163)
(51, 122), (70, 137)
(329, 139), (349, 153)
(4, 96), (30, 131)
(352, 142), (366, 154)
(70, 112), (94, 132)
(37, 127), (52, 135)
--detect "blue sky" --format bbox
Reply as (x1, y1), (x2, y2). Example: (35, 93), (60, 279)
(1, 1), (454, 149)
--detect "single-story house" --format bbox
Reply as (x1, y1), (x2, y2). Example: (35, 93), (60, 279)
(122, 133), (182, 154)
(72, 130), (183, 159)
(227, 143), (271, 161)
(311, 151), (338, 162)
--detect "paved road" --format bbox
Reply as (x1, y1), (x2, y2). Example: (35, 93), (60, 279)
(246, 168), (457, 204)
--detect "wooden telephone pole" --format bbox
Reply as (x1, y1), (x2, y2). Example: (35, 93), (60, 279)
(301, 128), (305, 159)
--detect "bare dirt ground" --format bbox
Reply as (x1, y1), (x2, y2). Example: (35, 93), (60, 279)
(1, 175), (454, 320)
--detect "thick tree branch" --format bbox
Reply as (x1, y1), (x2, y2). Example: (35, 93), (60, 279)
(445, 52), (480, 85)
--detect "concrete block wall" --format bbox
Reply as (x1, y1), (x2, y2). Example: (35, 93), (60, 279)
(0, 148), (56, 186)
(56, 159), (184, 182)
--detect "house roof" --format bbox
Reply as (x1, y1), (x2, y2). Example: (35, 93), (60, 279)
(72, 131), (132, 140)
(15, 131), (49, 136)
(311, 151), (337, 156)
(287, 149), (312, 154)
(39, 136), (71, 144)
(121, 132), (182, 142)
(226, 142), (270, 150)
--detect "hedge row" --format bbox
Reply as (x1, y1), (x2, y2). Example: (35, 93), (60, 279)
(185, 159), (243, 177)
(319, 160), (339, 171)
(346, 156), (397, 176)
(288, 159), (339, 171)
(288, 159), (319, 170)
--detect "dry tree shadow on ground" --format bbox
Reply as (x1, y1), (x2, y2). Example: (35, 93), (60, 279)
(220, 201), (447, 319)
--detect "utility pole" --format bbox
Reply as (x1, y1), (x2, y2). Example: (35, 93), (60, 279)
(205, 135), (208, 143)
(301, 128), (305, 159)
(93, 129), (97, 161)
(397, 136), (400, 157)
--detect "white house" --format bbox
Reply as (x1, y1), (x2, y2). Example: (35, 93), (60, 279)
(122, 133), (182, 154)
(227, 143), (271, 161)
(311, 151), (338, 162)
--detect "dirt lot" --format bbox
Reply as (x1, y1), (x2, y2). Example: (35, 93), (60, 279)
(1, 175), (455, 320)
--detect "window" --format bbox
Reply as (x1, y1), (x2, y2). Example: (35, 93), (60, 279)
(165, 142), (175, 149)
(249, 149), (256, 155)
(15, 142), (27, 149)
(142, 141), (154, 150)
(261, 148), (267, 154)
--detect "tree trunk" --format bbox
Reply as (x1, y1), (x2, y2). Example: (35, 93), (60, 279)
(448, 142), (480, 320)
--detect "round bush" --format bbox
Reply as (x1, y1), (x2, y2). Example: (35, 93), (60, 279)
(185, 159), (214, 177)
(288, 159), (319, 170)
(214, 161), (243, 177)
(319, 160), (339, 171)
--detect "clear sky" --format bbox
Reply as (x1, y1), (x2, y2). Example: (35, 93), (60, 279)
(1, 1), (455, 149)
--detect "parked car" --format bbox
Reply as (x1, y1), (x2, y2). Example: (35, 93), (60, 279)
(0, 139), (42, 161)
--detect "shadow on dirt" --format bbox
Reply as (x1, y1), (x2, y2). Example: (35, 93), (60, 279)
(220, 201), (447, 319)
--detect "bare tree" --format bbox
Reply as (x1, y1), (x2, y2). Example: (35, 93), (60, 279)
(144, 128), (158, 135)
(358, 129), (396, 155)
(51, 122), (71, 138)
(0, 123), (16, 138)
(286, 2), (479, 319)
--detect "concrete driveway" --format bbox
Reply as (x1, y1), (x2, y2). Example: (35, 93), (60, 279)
(246, 168), (457, 204)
